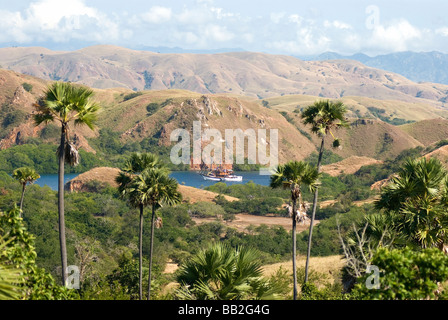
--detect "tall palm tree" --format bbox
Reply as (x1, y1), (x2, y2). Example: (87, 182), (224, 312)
(116, 152), (161, 300)
(33, 82), (100, 285)
(116, 152), (180, 300)
(301, 99), (348, 283)
(134, 169), (181, 300)
(270, 161), (320, 300)
(375, 157), (448, 249)
(12, 167), (40, 216)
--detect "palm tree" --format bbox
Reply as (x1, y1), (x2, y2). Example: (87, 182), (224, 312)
(33, 82), (100, 285)
(136, 169), (181, 300)
(301, 99), (348, 283)
(116, 152), (161, 300)
(12, 167), (40, 216)
(375, 157), (448, 249)
(176, 243), (284, 300)
(116, 152), (181, 300)
(270, 161), (320, 300)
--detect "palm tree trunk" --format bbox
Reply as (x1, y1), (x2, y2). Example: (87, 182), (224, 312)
(292, 196), (298, 300)
(19, 184), (26, 217)
(304, 136), (325, 283)
(139, 204), (144, 300)
(58, 124), (68, 286)
(147, 203), (156, 300)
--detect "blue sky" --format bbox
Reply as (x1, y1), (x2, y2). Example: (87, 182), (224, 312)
(1, 0), (448, 56)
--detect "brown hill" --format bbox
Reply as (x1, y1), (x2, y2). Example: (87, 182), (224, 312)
(287, 110), (423, 160)
(0, 69), (97, 151)
(424, 145), (448, 167)
(321, 156), (383, 176)
(0, 69), (317, 163)
(266, 95), (448, 124)
(333, 120), (424, 160)
(399, 118), (448, 146)
(64, 166), (239, 204)
(65, 167), (121, 192)
(1, 67), (448, 167)
(82, 87), (318, 164)
(2, 45), (448, 105)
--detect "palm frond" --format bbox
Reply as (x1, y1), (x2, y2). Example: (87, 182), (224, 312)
(12, 167), (40, 185)
(301, 99), (348, 137)
(34, 82), (100, 129)
(0, 264), (22, 300)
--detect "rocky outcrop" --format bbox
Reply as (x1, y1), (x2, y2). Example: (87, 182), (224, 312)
(0, 121), (40, 149)
(65, 167), (121, 192)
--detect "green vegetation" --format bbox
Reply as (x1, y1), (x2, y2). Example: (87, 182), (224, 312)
(116, 152), (181, 300)
(375, 157), (448, 248)
(12, 166), (40, 213)
(304, 150), (343, 166)
(1, 141), (447, 300)
(0, 206), (77, 299)
(87, 128), (189, 171)
(3, 83), (448, 302)
(0, 143), (105, 174)
(0, 103), (27, 139)
(22, 82), (33, 93)
(367, 106), (414, 126)
(352, 247), (448, 299)
(123, 91), (143, 101)
(175, 243), (287, 300)
(261, 100), (270, 108)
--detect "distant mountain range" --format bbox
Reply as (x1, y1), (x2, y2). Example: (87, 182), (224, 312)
(1, 45), (448, 109)
(304, 51), (448, 85)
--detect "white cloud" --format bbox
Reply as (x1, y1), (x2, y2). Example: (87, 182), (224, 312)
(204, 24), (235, 42)
(436, 27), (448, 37)
(210, 7), (236, 20)
(26, 0), (97, 30)
(0, 0), (123, 44)
(0, 1), (445, 56)
(176, 6), (212, 24)
(288, 14), (303, 25)
(324, 20), (352, 30)
(141, 6), (172, 24)
(270, 12), (286, 24)
(267, 25), (331, 55)
(369, 19), (422, 52)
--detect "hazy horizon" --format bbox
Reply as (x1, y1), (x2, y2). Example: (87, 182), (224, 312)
(1, 1), (447, 56)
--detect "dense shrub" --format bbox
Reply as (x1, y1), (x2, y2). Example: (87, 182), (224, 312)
(352, 247), (448, 300)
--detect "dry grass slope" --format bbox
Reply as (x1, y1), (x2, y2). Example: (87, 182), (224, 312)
(400, 118), (448, 146)
(321, 156), (383, 176)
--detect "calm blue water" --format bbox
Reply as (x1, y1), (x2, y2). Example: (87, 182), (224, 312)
(35, 173), (80, 190)
(35, 171), (271, 191)
(170, 171), (271, 189)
